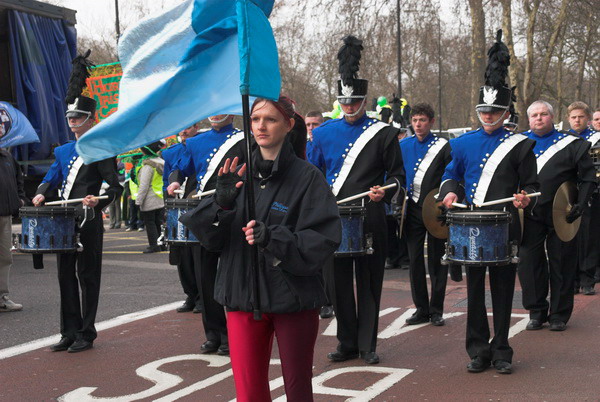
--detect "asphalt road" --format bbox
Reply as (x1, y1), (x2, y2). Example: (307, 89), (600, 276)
(1, 224), (185, 349)
(2, 221), (600, 400)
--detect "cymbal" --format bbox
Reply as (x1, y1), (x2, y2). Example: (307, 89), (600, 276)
(186, 189), (198, 199)
(552, 181), (581, 242)
(422, 188), (448, 240)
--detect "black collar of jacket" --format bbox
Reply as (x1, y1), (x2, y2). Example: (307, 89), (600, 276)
(252, 139), (296, 180)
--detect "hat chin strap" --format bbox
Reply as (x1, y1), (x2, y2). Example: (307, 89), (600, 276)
(477, 110), (507, 128)
(344, 98), (367, 118)
(208, 115), (230, 124)
(67, 113), (91, 128)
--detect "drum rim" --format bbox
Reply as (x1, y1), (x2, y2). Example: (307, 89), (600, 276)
(165, 198), (201, 206)
(447, 210), (511, 223)
(338, 205), (366, 214)
(19, 206), (77, 215)
(446, 257), (511, 266)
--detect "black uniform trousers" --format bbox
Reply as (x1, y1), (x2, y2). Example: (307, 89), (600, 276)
(466, 263), (516, 363)
(173, 245), (201, 308)
(465, 207), (520, 363)
(333, 204), (387, 354)
(193, 245), (228, 347)
(56, 215), (103, 342)
(386, 214), (409, 267)
(518, 207), (577, 324)
(576, 193), (600, 289)
(404, 201), (447, 317)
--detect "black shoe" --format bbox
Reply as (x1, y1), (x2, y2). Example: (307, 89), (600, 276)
(176, 302), (194, 313)
(320, 304), (334, 319)
(192, 305), (203, 314)
(50, 337), (74, 352)
(431, 314), (445, 326)
(67, 339), (93, 353)
(143, 245), (161, 254)
(467, 356), (491, 373)
(405, 313), (429, 325)
(360, 351), (380, 364)
(526, 319), (543, 330)
(549, 320), (566, 331)
(582, 286), (595, 296)
(217, 344), (230, 356)
(494, 360), (512, 374)
(327, 350), (359, 362)
(200, 340), (220, 354)
(384, 259), (400, 270)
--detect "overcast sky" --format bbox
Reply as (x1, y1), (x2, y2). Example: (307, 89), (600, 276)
(57, 0), (184, 39)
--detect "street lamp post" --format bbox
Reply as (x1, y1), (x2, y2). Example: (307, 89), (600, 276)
(437, 13), (442, 133)
(396, 0), (402, 97)
(115, 0), (121, 44)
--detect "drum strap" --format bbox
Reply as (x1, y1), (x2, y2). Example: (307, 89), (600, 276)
(61, 156), (84, 200)
(585, 132), (600, 146)
(537, 135), (578, 174)
(412, 138), (448, 202)
(197, 131), (244, 192)
(331, 121), (388, 196)
(473, 134), (527, 206)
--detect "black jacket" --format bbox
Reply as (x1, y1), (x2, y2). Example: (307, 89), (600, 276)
(182, 141), (342, 313)
(0, 149), (26, 216)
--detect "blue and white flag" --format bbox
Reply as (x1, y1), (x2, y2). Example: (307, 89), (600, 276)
(0, 101), (39, 148)
(77, 0), (280, 163)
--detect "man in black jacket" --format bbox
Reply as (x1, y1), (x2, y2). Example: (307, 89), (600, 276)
(0, 148), (27, 312)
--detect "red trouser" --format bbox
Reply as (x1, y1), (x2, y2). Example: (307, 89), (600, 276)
(227, 309), (319, 402)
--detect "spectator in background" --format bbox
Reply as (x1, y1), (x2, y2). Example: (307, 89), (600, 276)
(305, 111), (324, 177)
(592, 108), (600, 132)
(127, 155), (145, 232)
(0, 148), (27, 312)
(135, 142), (165, 253)
(305, 111), (324, 142)
(108, 159), (125, 229)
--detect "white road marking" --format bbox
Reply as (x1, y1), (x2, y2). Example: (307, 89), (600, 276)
(0, 302), (181, 360)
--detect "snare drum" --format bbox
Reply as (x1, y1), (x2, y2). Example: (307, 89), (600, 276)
(18, 206), (77, 253)
(445, 210), (512, 266)
(335, 205), (366, 257)
(164, 198), (200, 245)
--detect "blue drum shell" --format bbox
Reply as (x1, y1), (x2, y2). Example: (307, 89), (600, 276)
(446, 211), (511, 266)
(164, 199), (200, 244)
(336, 205), (366, 257)
(18, 207), (77, 253)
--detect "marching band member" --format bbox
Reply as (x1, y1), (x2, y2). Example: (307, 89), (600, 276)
(162, 124), (203, 313)
(400, 103), (452, 326)
(309, 36), (405, 365)
(518, 100), (596, 331)
(32, 51), (122, 353)
(166, 115), (246, 356)
(440, 31), (538, 374)
(182, 96), (341, 402)
(566, 101), (599, 296)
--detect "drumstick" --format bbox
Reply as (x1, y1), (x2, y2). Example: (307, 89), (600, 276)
(476, 192), (541, 208)
(191, 189), (216, 199)
(173, 189), (185, 194)
(451, 202), (468, 208)
(337, 183), (398, 205)
(45, 195), (109, 206)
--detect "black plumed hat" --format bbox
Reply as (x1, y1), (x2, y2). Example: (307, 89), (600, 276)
(476, 30), (512, 113)
(337, 35), (368, 105)
(65, 50), (97, 118)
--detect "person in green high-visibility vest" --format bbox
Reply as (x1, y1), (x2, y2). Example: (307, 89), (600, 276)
(134, 141), (165, 253)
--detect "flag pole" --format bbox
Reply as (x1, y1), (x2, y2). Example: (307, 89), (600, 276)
(241, 94), (262, 321)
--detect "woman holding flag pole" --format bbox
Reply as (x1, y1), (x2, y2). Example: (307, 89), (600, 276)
(181, 96), (341, 401)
